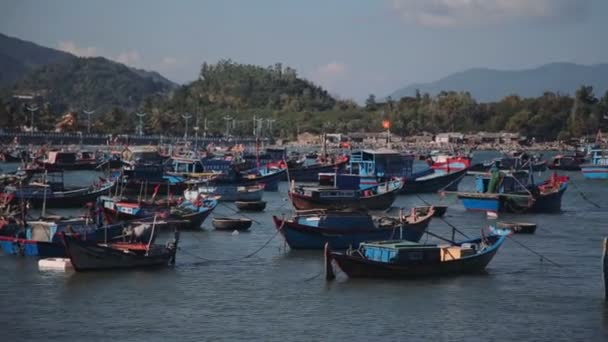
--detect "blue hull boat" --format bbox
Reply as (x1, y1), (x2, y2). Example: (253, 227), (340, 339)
(458, 174), (568, 214)
(580, 149), (608, 180)
(581, 165), (608, 179)
(0, 220), (130, 257)
(272, 208), (433, 250)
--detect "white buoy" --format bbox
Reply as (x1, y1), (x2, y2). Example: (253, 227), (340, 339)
(231, 230), (239, 236)
(38, 258), (73, 271)
(487, 211), (498, 219)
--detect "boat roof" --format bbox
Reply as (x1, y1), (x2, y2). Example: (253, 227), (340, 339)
(361, 240), (434, 249)
(360, 149), (402, 155)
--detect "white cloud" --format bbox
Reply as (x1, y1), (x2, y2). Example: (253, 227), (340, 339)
(390, 0), (590, 27)
(161, 56), (178, 66)
(114, 50), (141, 66)
(58, 41), (99, 57)
(316, 62), (348, 77)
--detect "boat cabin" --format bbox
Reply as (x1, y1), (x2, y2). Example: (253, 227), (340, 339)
(475, 170), (531, 194)
(46, 151), (77, 165)
(588, 149), (608, 165)
(349, 149), (413, 178)
(360, 240), (476, 264)
(168, 157), (205, 174)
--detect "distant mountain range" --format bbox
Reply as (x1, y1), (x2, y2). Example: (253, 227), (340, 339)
(0, 33), (177, 111)
(388, 63), (608, 102)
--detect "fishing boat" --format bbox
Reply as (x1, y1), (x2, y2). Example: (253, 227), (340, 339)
(272, 207), (434, 250)
(2, 171), (115, 208)
(456, 170), (568, 214)
(39, 151), (100, 171)
(235, 200), (266, 212)
(288, 174), (403, 211)
(268, 156), (349, 182)
(347, 149), (466, 194)
(0, 219), (140, 257)
(427, 154), (472, 173)
(469, 153), (547, 173)
(61, 231), (179, 271)
(184, 183), (264, 202)
(548, 154), (585, 171)
(325, 230), (505, 280)
(401, 168), (467, 194)
(581, 149), (608, 179)
(100, 196), (217, 230)
(212, 217), (253, 231)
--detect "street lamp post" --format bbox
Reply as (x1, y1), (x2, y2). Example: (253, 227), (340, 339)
(135, 112), (146, 136)
(26, 105), (38, 135)
(83, 108), (95, 134)
(181, 113), (192, 139)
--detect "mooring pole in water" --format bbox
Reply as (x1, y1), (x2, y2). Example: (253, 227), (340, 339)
(603, 238), (608, 300)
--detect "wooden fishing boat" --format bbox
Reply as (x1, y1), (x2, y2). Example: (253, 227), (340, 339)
(212, 217), (253, 231)
(427, 154), (472, 173)
(101, 196), (217, 231)
(185, 183), (264, 202)
(61, 231), (179, 271)
(235, 200), (266, 212)
(456, 171), (568, 214)
(2, 171), (115, 208)
(0, 219), (140, 257)
(548, 154), (585, 171)
(401, 168), (467, 194)
(288, 175), (403, 211)
(325, 231), (505, 280)
(469, 154), (547, 173)
(272, 207), (434, 250)
(581, 149), (608, 179)
(272, 157), (349, 182)
(39, 151), (100, 171)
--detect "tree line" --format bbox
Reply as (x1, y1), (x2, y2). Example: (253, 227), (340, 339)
(1, 59), (607, 141)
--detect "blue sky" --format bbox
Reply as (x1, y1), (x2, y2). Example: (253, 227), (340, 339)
(1, 0), (607, 101)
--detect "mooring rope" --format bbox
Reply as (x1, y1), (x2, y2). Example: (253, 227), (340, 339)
(415, 194), (470, 239)
(568, 178), (601, 209)
(506, 235), (562, 267)
(177, 220), (284, 263)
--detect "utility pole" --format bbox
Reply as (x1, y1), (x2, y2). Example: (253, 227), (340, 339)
(135, 112), (147, 136)
(26, 105), (38, 135)
(83, 108), (95, 134)
(223, 115), (233, 137)
(194, 115), (199, 150)
(266, 118), (276, 137)
(181, 113), (192, 139)
(203, 117), (208, 138)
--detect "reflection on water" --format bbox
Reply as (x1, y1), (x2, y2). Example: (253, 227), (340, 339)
(2, 151), (608, 341)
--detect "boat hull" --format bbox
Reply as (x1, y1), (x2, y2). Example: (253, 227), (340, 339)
(273, 215), (429, 250)
(62, 234), (176, 271)
(401, 168), (467, 194)
(581, 165), (608, 179)
(289, 190), (397, 211)
(330, 236), (504, 279)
